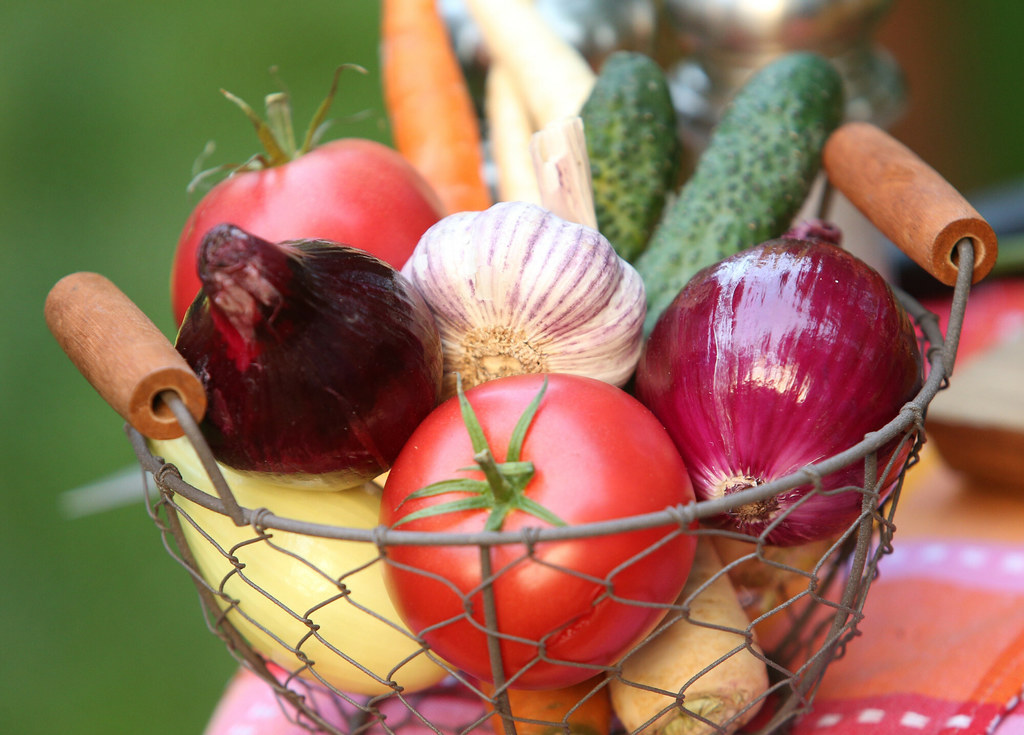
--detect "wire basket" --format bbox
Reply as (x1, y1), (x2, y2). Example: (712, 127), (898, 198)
(127, 254), (954, 735)
(45, 122), (996, 735)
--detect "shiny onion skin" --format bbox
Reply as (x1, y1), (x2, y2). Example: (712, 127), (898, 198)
(636, 238), (923, 546)
(175, 224), (444, 487)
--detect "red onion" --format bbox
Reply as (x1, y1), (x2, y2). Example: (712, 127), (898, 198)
(175, 223), (443, 487)
(635, 238), (923, 546)
(784, 219), (842, 246)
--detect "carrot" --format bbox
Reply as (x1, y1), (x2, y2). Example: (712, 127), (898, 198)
(464, 0), (596, 129)
(483, 676), (613, 735)
(380, 0), (492, 214)
(609, 538), (770, 735)
(485, 63), (541, 204)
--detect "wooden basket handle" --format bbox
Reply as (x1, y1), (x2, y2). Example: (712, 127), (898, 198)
(823, 121), (998, 286)
(45, 271), (206, 440)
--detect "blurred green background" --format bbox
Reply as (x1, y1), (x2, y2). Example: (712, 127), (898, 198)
(1, 1), (1022, 733)
(1, 2), (384, 733)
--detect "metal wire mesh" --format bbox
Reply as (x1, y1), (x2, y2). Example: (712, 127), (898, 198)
(130, 240), (972, 735)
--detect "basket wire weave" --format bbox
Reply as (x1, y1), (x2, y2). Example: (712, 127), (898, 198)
(130, 237), (974, 735)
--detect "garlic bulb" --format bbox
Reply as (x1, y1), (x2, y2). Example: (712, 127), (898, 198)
(402, 201), (646, 396)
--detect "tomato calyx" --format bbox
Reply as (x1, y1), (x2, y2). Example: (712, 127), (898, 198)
(188, 64), (367, 192)
(392, 376), (566, 531)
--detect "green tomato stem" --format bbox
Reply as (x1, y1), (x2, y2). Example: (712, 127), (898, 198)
(390, 376), (566, 532)
(206, 64), (368, 177)
(265, 92), (297, 160)
(474, 448), (515, 506)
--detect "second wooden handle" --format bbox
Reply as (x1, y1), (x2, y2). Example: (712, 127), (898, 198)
(45, 271), (207, 440)
(823, 121), (998, 286)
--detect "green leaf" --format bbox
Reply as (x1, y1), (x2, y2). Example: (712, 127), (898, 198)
(399, 478), (489, 505)
(391, 496), (493, 527)
(456, 374), (490, 455)
(264, 91), (297, 159)
(220, 88), (289, 166)
(507, 377), (548, 462)
(301, 64), (366, 154)
(484, 502), (514, 532)
(515, 496), (567, 527)
(396, 373), (565, 533)
(495, 461), (534, 483)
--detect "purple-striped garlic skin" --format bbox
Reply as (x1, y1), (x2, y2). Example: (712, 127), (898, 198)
(402, 201), (646, 398)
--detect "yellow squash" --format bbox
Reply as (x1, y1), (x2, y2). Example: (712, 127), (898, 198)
(149, 437), (448, 696)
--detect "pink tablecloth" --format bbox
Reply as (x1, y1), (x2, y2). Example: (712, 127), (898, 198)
(202, 442), (1024, 735)
(786, 434), (1024, 735)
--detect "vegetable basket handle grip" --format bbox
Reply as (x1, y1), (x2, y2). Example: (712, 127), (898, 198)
(823, 121), (998, 286)
(44, 271), (207, 440)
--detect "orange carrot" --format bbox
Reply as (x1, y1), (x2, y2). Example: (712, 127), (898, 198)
(483, 677), (613, 735)
(380, 0), (492, 214)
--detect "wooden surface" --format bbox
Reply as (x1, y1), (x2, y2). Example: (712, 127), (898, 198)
(925, 334), (1024, 491)
(823, 121), (998, 286)
(44, 271), (206, 440)
(895, 441), (1024, 541)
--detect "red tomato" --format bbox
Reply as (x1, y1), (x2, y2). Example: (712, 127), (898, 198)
(380, 373), (697, 690)
(170, 138), (445, 324)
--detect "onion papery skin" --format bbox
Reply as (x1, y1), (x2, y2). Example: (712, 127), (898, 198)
(175, 224), (444, 487)
(635, 238), (923, 546)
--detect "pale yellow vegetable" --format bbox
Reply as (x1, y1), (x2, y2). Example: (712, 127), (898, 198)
(464, 0), (596, 129)
(150, 437), (448, 696)
(610, 539), (770, 735)
(485, 63), (541, 204)
(712, 534), (838, 651)
(530, 116), (597, 229)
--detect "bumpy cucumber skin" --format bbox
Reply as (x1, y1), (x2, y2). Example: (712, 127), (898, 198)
(582, 51), (681, 263)
(636, 52), (845, 334)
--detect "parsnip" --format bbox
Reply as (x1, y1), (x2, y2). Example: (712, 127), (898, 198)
(610, 539), (770, 735)
(464, 0), (595, 129)
(712, 535), (837, 651)
(485, 63), (541, 204)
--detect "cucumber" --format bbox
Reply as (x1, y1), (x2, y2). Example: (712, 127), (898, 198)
(636, 52), (845, 334)
(581, 51), (681, 262)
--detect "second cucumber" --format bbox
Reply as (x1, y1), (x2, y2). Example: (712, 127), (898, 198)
(636, 52), (846, 334)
